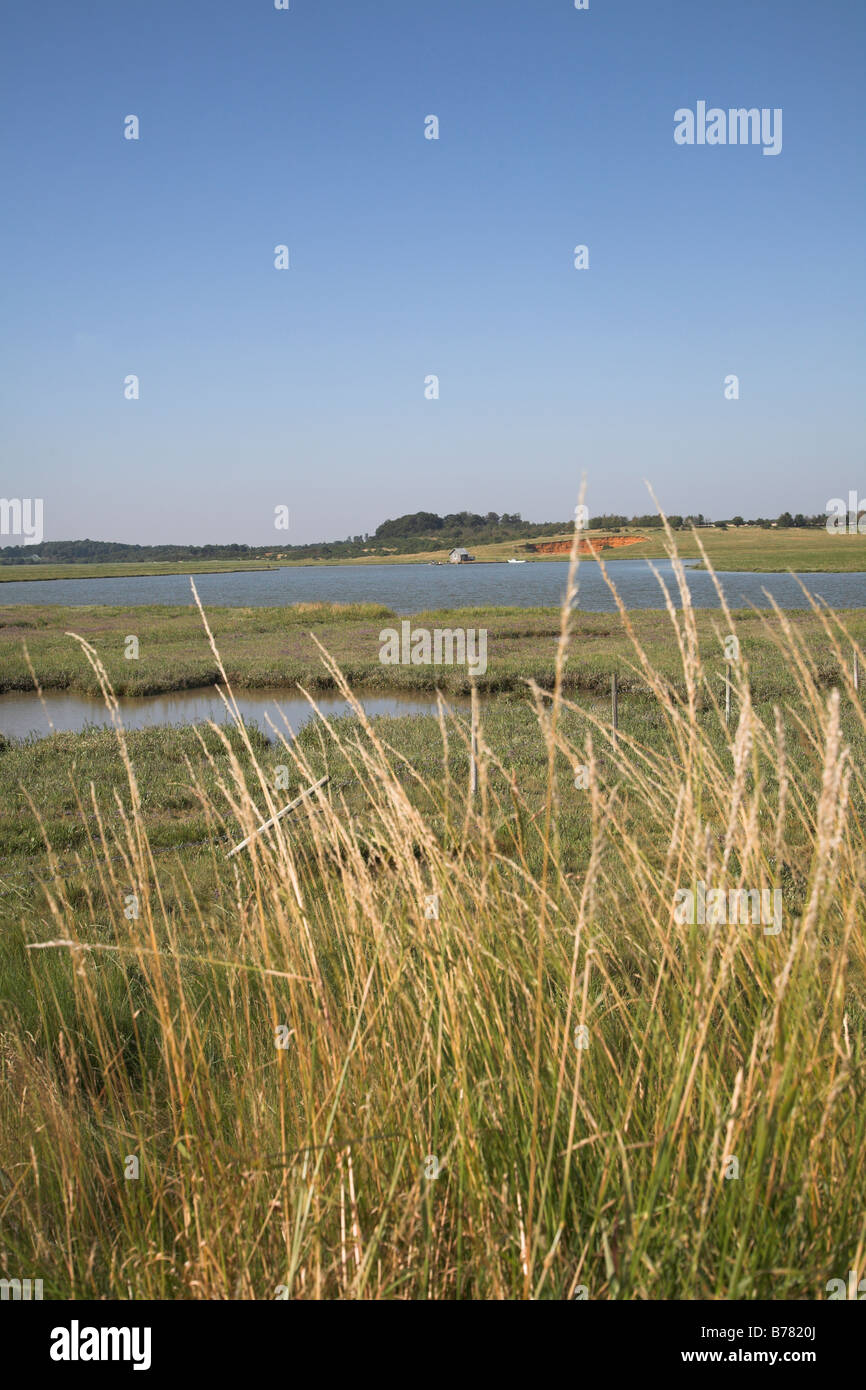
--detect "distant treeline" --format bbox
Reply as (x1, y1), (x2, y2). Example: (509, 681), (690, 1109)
(0, 512), (563, 565)
(590, 512), (827, 530)
(0, 509), (830, 566)
(375, 510), (528, 537)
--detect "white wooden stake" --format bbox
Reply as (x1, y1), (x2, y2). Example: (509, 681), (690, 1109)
(725, 665), (731, 726)
(227, 775), (329, 859)
(470, 685), (479, 798)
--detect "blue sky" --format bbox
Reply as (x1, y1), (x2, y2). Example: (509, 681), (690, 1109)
(1, 0), (863, 544)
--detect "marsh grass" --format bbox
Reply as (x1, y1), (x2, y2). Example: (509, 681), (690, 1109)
(1, 528), (865, 1300)
(3, 598), (866, 701)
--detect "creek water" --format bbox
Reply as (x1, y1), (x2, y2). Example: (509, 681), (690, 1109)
(0, 688), (465, 742)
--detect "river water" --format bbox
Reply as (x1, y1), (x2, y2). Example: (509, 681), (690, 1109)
(4, 559), (866, 614)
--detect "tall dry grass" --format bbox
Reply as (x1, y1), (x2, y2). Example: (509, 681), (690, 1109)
(1, 522), (865, 1299)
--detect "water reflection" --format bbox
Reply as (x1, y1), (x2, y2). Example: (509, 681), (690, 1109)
(0, 688), (465, 742)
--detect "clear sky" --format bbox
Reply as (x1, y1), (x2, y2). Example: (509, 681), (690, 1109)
(1, 0), (863, 544)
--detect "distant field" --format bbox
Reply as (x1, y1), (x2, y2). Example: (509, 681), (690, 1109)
(589, 527), (866, 573)
(453, 527), (866, 573)
(0, 558), (283, 582)
(2, 526), (865, 581)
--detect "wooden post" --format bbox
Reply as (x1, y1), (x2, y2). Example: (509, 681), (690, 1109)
(470, 685), (479, 798)
(725, 665), (731, 726)
(227, 775), (329, 858)
(854, 648), (860, 694)
(611, 672), (618, 744)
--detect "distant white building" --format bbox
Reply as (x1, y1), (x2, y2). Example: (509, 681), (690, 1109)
(449, 547), (475, 564)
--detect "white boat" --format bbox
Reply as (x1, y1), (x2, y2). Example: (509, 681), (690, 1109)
(507, 558), (526, 564)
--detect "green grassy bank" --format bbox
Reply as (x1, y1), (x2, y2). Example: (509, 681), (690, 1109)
(1, 598), (866, 702)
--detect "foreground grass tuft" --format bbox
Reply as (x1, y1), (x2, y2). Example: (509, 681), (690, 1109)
(1, 534), (865, 1299)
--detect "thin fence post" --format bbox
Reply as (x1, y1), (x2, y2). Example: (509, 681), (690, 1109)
(226, 775), (330, 859)
(725, 665), (731, 726)
(470, 684), (479, 798)
(854, 648), (860, 694)
(611, 672), (618, 745)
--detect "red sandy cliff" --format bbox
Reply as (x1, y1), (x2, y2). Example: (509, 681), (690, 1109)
(526, 535), (646, 556)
